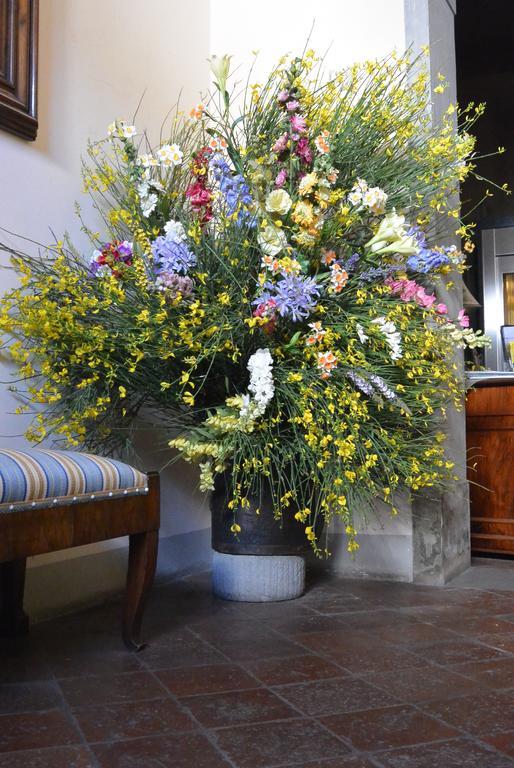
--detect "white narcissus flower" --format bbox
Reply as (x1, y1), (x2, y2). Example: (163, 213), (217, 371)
(107, 120), (136, 139)
(210, 54), (232, 93)
(258, 224), (288, 256)
(121, 124), (137, 139)
(137, 153), (158, 168)
(157, 144), (183, 167)
(265, 189), (292, 216)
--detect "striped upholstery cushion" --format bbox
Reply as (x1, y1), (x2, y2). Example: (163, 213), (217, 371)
(0, 449), (147, 511)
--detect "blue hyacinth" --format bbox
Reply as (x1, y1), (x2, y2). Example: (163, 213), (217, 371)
(255, 274), (320, 322)
(151, 237), (197, 275)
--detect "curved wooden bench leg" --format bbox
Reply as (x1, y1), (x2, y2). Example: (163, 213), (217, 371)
(0, 559), (29, 637)
(122, 530), (158, 651)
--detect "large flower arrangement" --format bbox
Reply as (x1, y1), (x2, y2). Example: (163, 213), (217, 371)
(0, 51), (493, 553)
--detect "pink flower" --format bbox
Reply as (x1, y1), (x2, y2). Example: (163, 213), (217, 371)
(295, 137), (312, 164)
(286, 100), (299, 112)
(278, 90), (290, 103)
(275, 169), (288, 188)
(457, 309), (469, 327)
(290, 114), (307, 134)
(272, 133), (289, 154)
(435, 303), (448, 315)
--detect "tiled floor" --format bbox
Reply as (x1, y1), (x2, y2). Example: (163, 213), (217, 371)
(1, 572), (514, 767)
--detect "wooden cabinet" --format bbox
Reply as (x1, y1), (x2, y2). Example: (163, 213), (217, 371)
(466, 383), (514, 556)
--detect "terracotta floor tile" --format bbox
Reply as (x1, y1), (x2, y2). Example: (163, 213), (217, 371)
(294, 634), (426, 674)
(321, 704), (459, 752)
(0, 709), (82, 753)
(484, 731), (514, 759)
(263, 613), (349, 636)
(450, 657), (514, 690)
(48, 649), (143, 679)
(0, 745), (98, 767)
(436, 615), (514, 637)
(157, 663), (258, 696)
(92, 732), (231, 768)
(273, 677), (398, 717)
(0, 681), (63, 714)
(293, 759), (377, 768)
(407, 638), (509, 666)
(73, 697), (196, 742)
(213, 718), (351, 767)
(375, 737), (514, 767)
(363, 664), (485, 703)
(59, 671), (166, 708)
(422, 692), (514, 736)
(244, 655), (345, 686)
(479, 634), (514, 654)
(181, 687), (297, 728)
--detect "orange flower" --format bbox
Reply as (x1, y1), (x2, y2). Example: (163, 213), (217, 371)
(317, 350), (338, 378)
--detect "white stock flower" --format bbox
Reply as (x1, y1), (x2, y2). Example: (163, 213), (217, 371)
(164, 219), (187, 243)
(265, 189), (292, 216)
(243, 348), (275, 418)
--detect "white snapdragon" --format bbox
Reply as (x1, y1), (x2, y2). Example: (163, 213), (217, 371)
(372, 316), (402, 360)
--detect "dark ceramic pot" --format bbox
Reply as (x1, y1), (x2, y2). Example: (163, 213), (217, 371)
(210, 471), (312, 556)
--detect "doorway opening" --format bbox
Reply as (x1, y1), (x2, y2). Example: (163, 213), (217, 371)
(456, 0), (514, 559)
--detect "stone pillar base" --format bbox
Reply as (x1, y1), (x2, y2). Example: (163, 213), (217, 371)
(212, 551), (305, 602)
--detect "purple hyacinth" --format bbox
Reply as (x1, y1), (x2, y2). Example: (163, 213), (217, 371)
(151, 237), (196, 275)
(255, 274), (320, 322)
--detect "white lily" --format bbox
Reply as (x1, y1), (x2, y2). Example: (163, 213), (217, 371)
(210, 54), (232, 93)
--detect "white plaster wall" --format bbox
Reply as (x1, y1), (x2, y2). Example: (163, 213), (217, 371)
(0, 0), (212, 578)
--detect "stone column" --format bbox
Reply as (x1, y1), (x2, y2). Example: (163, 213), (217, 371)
(406, 0), (471, 584)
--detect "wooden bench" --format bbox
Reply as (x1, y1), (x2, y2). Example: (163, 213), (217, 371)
(0, 449), (159, 650)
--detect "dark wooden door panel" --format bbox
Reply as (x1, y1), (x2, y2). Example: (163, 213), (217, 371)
(467, 384), (514, 556)
(0, 0), (38, 140)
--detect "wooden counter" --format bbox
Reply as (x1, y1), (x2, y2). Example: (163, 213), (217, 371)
(466, 380), (514, 556)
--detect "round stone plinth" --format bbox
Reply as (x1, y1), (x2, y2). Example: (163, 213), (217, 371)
(212, 551), (306, 602)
